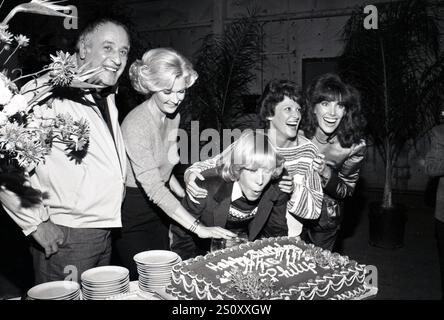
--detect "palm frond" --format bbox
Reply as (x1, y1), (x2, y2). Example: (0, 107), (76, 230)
(338, 0), (443, 207)
(182, 12), (264, 132)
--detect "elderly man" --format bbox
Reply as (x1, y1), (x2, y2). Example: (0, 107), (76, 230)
(425, 112), (444, 300)
(2, 18), (129, 284)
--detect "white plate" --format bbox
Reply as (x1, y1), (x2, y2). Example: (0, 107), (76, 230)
(81, 266), (129, 283)
(82, 288), (129, 299)
(83, 288), (129, 296)
(55, 292), (81, 300)
(135, 262), (181, 269)
(83, 284), (129, 294)
(137, 269), (175, 274)
(28, 281), (80, 300)
(82, 277), (129, 288)
(138, 277), (169, 282)
(139, 280), (170, 286)
(138, 273), (171, 278)
(136, 265), (177, 271)
(133, 250), (180, 265)
(135, 258), (181, 266)
(138, 278), (170, 283)
(140, 274), (171, 278)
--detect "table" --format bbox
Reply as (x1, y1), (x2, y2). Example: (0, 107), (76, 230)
(105, 281), (174, 300)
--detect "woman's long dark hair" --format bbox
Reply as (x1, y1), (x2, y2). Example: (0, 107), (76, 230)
(301, 73), (366, 148)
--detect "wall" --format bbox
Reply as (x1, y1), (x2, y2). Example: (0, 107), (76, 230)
(79, 0), (439, 192)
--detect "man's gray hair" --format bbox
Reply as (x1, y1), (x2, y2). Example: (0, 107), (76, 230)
(76, 18), (131, 52)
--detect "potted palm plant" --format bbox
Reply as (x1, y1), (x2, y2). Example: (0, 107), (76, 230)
(338, 0), (444, 248)
(180, 11), (264, 134)
(174, 11), (264, 180)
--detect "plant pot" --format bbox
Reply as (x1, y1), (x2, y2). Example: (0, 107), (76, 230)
(368, 202), (407, 249)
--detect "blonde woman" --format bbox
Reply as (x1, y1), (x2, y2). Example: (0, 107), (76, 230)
(114, 48), (235, 279)
(170, 131), (289, 260)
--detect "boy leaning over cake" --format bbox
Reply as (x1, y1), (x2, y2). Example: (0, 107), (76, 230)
(170, 131), (290, 260)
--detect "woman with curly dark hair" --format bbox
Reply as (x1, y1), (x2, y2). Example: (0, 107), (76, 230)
(300, 73), (367, 251)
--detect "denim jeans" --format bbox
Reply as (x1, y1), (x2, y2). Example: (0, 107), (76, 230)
(30, 225), (112, 285)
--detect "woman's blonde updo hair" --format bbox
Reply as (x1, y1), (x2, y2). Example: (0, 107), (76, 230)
(129, 48), (198, 95)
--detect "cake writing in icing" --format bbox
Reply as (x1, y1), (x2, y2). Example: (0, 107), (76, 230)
(206, 243), (318, 283)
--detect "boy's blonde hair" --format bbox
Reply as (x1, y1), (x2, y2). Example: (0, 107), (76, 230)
(217, 130), (284, 182)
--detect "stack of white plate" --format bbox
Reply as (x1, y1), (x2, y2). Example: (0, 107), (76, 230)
(81, 266), (130, 300)
(27, 281), (81, 300)
(133, 250), (181, 292)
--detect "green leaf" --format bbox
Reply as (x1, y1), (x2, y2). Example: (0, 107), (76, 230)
(338, 0), (444, 206)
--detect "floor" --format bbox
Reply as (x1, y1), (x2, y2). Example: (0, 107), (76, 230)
(0, 189), (441, 300)
(337, 189), (441, 300)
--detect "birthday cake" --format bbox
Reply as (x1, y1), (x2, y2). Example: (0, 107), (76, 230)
(166, 236), (373, 300)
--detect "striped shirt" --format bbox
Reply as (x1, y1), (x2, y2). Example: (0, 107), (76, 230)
(276, 135), (323, 220)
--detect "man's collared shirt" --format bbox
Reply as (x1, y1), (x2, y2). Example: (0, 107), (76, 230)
(3, 77), (127, 235)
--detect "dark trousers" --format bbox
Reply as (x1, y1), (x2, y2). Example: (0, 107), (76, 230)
(300, 201), (342, 251)
(113, 187), (170, 281)
(436, 218), (444, 299)
(301, 225), (339, 251)
(0, 208), (34, 298)
(300, 206), (342, 251)
(170, 222), (210, 261)
(30, 225), (111, 285)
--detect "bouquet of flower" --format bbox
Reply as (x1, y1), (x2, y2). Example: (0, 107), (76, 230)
(0, 1), (103, 206)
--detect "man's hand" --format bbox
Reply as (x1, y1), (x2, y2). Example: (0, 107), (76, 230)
(31, 221), (65, 258)
(0, 172), (43, 208)
(278, 175), (294, 194)
(185, 171), (208, 204)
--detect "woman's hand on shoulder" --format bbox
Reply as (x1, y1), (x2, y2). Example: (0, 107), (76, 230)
(278, 175), (294, 194)
(185, 170), (208, 203)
